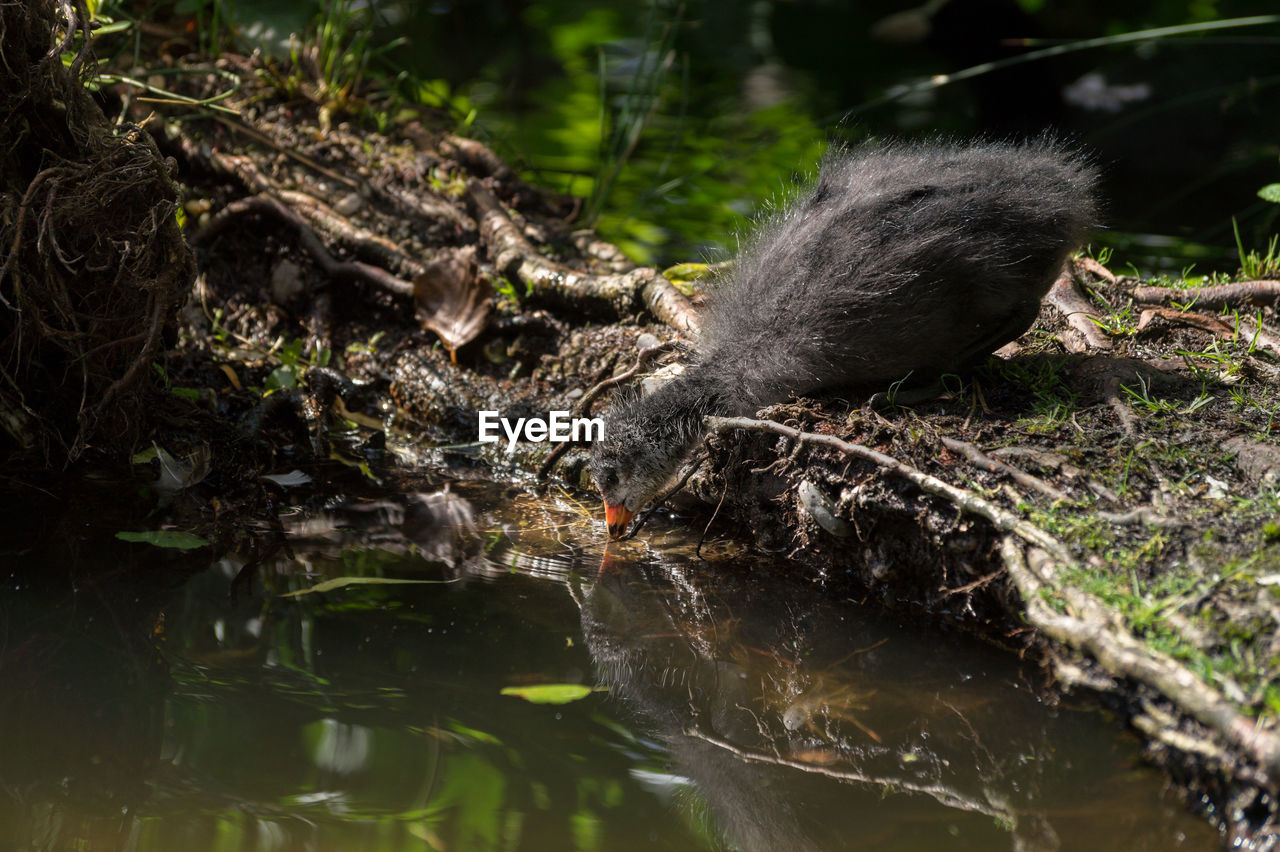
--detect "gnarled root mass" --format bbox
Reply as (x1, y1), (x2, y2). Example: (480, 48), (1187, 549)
(0, 1), (194, 468)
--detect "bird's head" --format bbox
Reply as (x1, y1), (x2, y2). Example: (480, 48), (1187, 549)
(589, 386), (704, 539)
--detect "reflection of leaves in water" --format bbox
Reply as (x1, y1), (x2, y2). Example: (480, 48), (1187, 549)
(500, 684), (600, 704)
(444, 720), (503, 746)
(115, 530), (210, 550)
(413, 245), (492, 363)
(433, 752), (506, 850)
(280, 576), (462, 597)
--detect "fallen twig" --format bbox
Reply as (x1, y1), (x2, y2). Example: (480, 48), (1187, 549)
(685, 726), (1013, 821)
(619, 451), (707, 541)
(943, 568), (1005, 597)
(578, 342), (680, 414)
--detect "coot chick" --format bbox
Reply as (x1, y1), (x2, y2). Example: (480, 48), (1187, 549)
(590, 139), (1099, 538)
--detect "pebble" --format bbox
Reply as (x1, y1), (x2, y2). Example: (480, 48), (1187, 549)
(333, 193), (364, 216)
(798, 480), (853, 537)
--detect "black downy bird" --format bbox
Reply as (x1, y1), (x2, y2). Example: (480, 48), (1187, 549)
(589, 138), (1099, 538)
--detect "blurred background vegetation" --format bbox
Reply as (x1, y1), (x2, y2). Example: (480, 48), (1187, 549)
(112, 0), (1280, 269)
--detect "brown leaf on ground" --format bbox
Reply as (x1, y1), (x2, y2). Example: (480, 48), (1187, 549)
(413, 245), (493, 363)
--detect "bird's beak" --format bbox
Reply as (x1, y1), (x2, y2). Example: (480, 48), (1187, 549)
(603, 500), (634, 539)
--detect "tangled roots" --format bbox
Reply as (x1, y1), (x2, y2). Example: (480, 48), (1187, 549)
(0, 0), (195, 467)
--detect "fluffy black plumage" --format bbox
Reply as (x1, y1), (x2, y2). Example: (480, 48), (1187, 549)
(590, 138), (1099, 537)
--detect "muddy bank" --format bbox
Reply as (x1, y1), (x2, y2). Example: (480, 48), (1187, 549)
(4, 26), (1280, 844)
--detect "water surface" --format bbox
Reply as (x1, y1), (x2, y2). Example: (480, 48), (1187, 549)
(0, 479), (1218, 850)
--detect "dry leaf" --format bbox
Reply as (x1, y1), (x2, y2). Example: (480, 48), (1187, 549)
(413, 245), (493, 363)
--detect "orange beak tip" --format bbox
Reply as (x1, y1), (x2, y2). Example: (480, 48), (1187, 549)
(603, 500), (635, 539)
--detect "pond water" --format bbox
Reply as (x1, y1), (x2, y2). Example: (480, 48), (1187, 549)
(1, 478), (1219, 850)
(379, 0), (1280, 271)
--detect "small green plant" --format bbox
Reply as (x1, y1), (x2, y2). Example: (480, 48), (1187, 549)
(1232, 218), (1280, 280)
(1263, 521), (1280, 544)
(991, 357), (1080, 433)
(1120, 376), (1212, 417)
(1120, 373), (1177, 414)
(294, 0), (407, 105)
(1227, 386), (1253, 411)
(266, 338), (333, 390)
(494, 276), (530, 305)
(584, 2), (686, 227)
(882, 371), (914, 407)
(344, 330), (386, 356)
(1182, 388), (1214, 414)
(1226, 386), (1279, 433)
(1177, 347), (1243, 384)
(1087, 299), (1140, 336)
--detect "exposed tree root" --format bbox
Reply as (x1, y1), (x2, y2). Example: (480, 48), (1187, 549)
(1, 1), (193, 466)
(190, 194), (414, 298)
(988, 446), (1121, 505)
(466, 181), (701, 332)
(1224, 435), (1280, 488)
(208, 113), (473, 233)
(1138, 306), (1280, 360)
(940, 436), (1071, 503)
(438, 133), (578, 218)
(1075, 255), (1117, 283)
(275, 189), (423, 278)
(1046, 265), (1113, 353)
(1003, 540), (1280, 784)
(1133, 280), (1280, 309)
(703, 415), (1074, 563)
(1102, 374), (1141, 437)
(1095, 506), (1181, 528)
